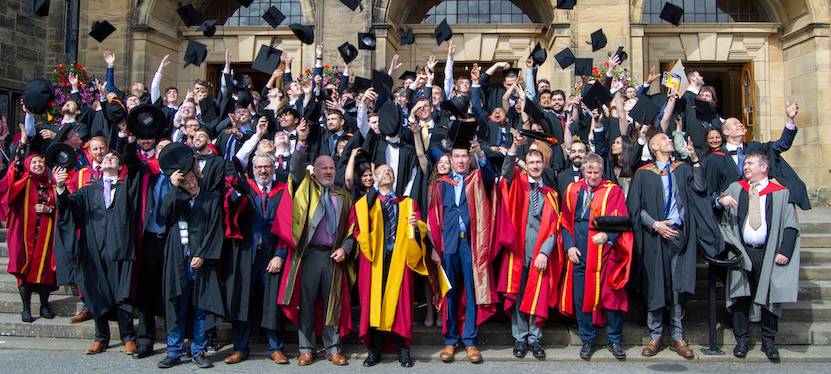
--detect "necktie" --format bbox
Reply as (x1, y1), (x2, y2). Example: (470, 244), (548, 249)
(322, 188), (337, 237)
(104, 179), (113, 208)
(226, 136), (237, 161)
(277, 155), (284, 169)
(330, 134), (338, 156)
(664, 164), (673, 218)
(748, 182), (762, 230)
(736, 146), (745, 175)
(581, 188), (593, 219)
(530, 182), (540, 216)
(383, 195), (396, 243)
(94, 165), (101, 180)
(421, 123), (430, 147)
(261, 185), (269, 215)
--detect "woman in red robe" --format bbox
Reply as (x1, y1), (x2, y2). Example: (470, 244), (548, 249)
(6, 134), (57, 323)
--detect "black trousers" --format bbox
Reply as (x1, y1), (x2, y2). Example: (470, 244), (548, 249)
(95, 306), (136, 344)
(368, 329), (407, 356)
(732, 244), (778, 345)
(136, 232), (166, 348)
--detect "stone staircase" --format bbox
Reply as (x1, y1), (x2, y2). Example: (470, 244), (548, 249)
(0, 208), (829, 350)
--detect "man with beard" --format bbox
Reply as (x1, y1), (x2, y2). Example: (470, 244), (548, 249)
(540, 90), (573, 145)
(53, 150), (138, 355)
(316, 112), (349, 159)
(191, 127), (226, 194)
(223, 153), (292, 365)
(556, 141), (588, 198)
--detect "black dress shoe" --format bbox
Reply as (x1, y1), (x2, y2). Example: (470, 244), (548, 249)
(608, 342), (626, 359)
(513, 341), (528, 358)
(579, 342), (595, 359)
(192, 353), (214, 369)
(40, 306), (55, 319)
(761, 343), (780, 360)
(133, 345), (153, 359)
(530, 341), (546, 359)
(363, 352), (381, 367)
(21, 310), (33, 323)
(733, 343), (748, 358)
(158, 356), (179, 369)
(398, 352), (414, 367)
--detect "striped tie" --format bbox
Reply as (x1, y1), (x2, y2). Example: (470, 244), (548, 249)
(384, 196), (396, 242)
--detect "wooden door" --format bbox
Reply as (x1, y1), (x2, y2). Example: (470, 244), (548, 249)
(741, 62), (755, 142)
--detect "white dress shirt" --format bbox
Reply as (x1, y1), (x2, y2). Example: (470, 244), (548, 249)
(743, 178), (769, 246)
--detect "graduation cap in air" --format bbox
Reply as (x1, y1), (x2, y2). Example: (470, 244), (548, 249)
(628, 94), (661, 125)
(524, 99), (545, 125)
(236, 0), (253, 7)
(371, 69), (394, 100)
(588, 29), (607, 52)
(556, 0), (576, 10)
(530, 42), (547, 67)
(45, 143), (77, 171)
(377, 100), (401, 137)
(105, 97), (127, 124)
(352, 76), (372, 93)
(225, 73), (252, 108)
(289, 24), (315, 45)
(613, 46), (627, 63)
(441, 95), (470, 119)
(582, 82), (612, 111)
(591, 216), (632, 233)
(573, 58), (593, 76)
(339, 0), (362, 11)
(22, 78), (54, 115)
(158, 142), (197, 177)
(660, 2), (684, 26)
(337, 42), (358, 65)
(252, 45), (283, 74)
(358, 31), (376, 50)
(177, 4), (203, 27)
(398, 71), (416, 81)
(196, 19), (218, 38)
(520, 129), (558, 145)
(262, 6), (286, 28)
(448, 118), (477, 150)
(183, 40), (208, 67)
(554, 48), (576, 69)
(433, 19), (453, 46)
(400, 28), (414, 46)
(127, 104), (167, 140)
(693, 98), (717, 120)
(26, 0), (50, 17)
(89, 21), (116, 43)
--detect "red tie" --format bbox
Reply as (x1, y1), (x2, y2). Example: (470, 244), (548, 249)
(277, 155), (284, 169)
(94, 165), (102, 180)
(261, 185), (268, 214)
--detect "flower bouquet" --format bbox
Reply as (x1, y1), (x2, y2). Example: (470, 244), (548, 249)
(572, 62), (638, 93)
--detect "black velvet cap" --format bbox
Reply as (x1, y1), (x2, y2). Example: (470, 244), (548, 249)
(660, 2), (684, 26)
(556, 0), (576, 10)
(127, 104), (167, 140)
(22, 78), (54, 115)
(338, 42), (358, 64)
(352, 76), (372, 93)
(358, 32), (376, 50)
(236, 0), (253, 6)
(613, 46), (628, 63)
(26, 0), (50, 17)
(177, 4), (203, 27)
(89, 21), (116, 43)
(45, 143), (77, 170)
(339, 0), (361, 11)
(433, 19), (453, 46)
(398, 71), (416, 81)
(158, 142), (197, 177)
(441, 95), (470, 119)
(377, 100), (401, 137)
(530, 42), (547, 67)
(251, 45), (282, 74)
(524, 99), (545, 124)
(448, 119), (477, 150)
(554, 47), (576, 69)
(262, 6), (286, 28)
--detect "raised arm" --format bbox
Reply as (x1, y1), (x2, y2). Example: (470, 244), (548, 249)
(659, 87), (678, 134)
(151, 55), (170, 104)
(444, 40), (456, 99)
(525, 57), (537, 102)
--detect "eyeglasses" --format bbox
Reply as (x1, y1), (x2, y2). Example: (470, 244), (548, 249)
(253, 165), (275, 170)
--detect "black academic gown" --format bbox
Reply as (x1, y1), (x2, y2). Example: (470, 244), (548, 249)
(160, 186), (225, 334)
(196, 152), (228, 194)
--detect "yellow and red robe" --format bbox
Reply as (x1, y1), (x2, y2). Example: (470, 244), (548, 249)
(496, 168), (562, 325)
(558, 179), (633, 325)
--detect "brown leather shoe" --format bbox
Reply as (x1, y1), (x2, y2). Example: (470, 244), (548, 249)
(70, 309), (92, 324)
(270, 351), (289, 365)
(223, 351), (248, 364)
(124, 341), (137, 355)
(670, 340), (694, 358)
(466, 346), (483, 364)
(440, 345), (455, 362)
(641, 339), (662, 357)
(297, 353), (314, 366)
(326, 353), (348, 365)
(85, 342), (108, 354)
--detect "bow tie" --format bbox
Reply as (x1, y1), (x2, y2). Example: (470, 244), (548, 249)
(288, 133), (298, 140)
(387, 141), (400, 148)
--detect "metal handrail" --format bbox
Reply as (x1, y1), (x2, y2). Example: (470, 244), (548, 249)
(699, 245), (744, 355)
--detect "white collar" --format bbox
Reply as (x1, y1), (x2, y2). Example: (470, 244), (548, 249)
(725, 142), (743, 151)
(752, 178), (770, 190)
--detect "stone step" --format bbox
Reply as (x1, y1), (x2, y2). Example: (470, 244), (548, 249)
(802, 264), (831, 281)
(800, 222), (831, 235)
(0, 273), (77, 295)
(803, 234), (831, 248)
(801, 248), (831, 264)
(0, 293), (84, 318)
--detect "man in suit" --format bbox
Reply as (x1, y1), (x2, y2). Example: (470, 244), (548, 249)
(214, 106), (254, 162)
(556, 141), (588, 198)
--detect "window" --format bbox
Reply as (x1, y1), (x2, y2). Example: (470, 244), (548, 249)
(407, 0), (541, 24)
(642, 0), (769, 23)
(203, 0), (304, 27)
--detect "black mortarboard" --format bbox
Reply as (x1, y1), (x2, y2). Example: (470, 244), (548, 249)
(441, 95), (470, 119)
(503, 68), (521, 78)
(339, 0), (361, 11)
(45, 143), (77, 170)
(371, 69), (394, 100)
(26, 0), (49, 17)
(183, 40), (208, 67)
(400, 28), (414, 46)
(358, 32), (376, 50)
(378, 100), (401, 137)
(352, 76), (372, 93)
(127, 104), (167, 140)
(236, 0), (253, 6)
(433, 19), (453, 46)
(520, 129), (558, 145)
(251, 45), (283, 74)
(337, 42), (358, 64)
(554, 48), (576, 69)
(289, 24), (315, 45)
(54, 122), (74, 143)
(177, 4), (203, 27)
(398, 71), (416, 81)
(342, 97), (357, 111)
(556, 0), (576, 10)
(660, 2), (684, 26)
(89, 21), (116, 43)
(524, 99), (545, 125)
(530, 42), (547, 67)
(588, 29), (607, 52)
(613, 46), (627, 63)
(573, 58), (593, 76)
(196, 19), (218, 38)
(254, 109), (277, 132)
(23, 78), (54, 115)
(225, 73), (252, 108)
(158, 142), (197, 177)
(449, 119), (477, 150)
(592, 216), (632, 232)
(262, 6), (286, 28)
(693, 98), (717, 120)
(582, 82), (612, 111)
(628, 94), (661, 125)
(105, 98), (127, 124)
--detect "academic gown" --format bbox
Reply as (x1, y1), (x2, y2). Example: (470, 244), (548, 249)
(159, 186), (225, 334)
(196, 152), (228, 194)
(366, 133), (425, 206)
